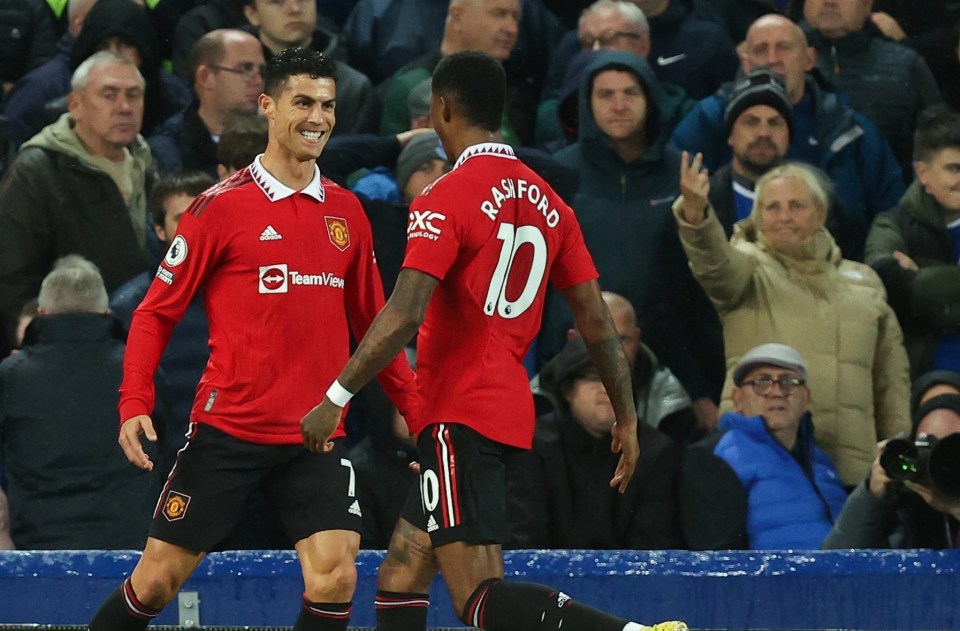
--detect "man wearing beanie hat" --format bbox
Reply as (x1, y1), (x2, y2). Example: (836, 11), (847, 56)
(824, 369), (960, 549)
(394, 130), (448, 203)
(680, 342), (848, 550)
(507, 334), (683, 550)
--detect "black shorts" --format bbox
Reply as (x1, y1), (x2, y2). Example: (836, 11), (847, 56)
(400, 423), (517, 547)
(150, 423), (361, 552)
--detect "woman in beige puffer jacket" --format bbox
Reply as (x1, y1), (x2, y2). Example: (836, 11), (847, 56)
(674, 156), (910, 485)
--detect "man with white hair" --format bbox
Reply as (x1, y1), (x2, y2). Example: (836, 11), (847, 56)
(0, 50), (152, 350)
(0, 255), (165, 550)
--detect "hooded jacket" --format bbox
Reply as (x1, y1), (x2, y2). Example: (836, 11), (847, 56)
(670, 73), (905, 258)
(0, 0), (57, 86)
(69, 0), (190, 139)
(0, 113), (152, 340)
(681, 411), (848, 550)
(865, 180), (960, 377)
(540, 52), (684, 363)
(2, 0), (190, 150)
(674, 196), (911, 485)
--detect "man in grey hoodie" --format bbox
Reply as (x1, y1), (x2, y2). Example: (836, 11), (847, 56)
(0, 50), (152, 348)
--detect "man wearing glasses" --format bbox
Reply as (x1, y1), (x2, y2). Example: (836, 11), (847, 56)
(149, 29), (265, 177)
(678, 343), (849, 550)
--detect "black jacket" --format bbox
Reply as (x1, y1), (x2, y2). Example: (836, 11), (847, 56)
(0, 0), (57, 87)
(507, 409), (682, 549)
(148, 100), (219, 178)
(0, 313), (164, 549)
(805, 23), (942, 177)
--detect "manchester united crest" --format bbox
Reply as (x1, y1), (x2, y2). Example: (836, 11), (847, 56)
(162, 491), (191, 522)
(325, 216), (350, 252)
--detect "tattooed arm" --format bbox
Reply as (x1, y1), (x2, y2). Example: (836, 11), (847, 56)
(562, 279), (640, 492)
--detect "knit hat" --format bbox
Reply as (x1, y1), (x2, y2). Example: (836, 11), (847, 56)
(723, 68), (793, 140)
(406, 78), (433, 121)
(395, 131), (446, 194)
(732, 343), (808, 386)
(539, 336), (594, 398)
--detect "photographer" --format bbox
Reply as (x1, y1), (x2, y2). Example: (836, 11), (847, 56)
(823, 370), (960, 549)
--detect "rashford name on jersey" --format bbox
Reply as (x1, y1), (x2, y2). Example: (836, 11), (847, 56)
(479, 177), (562, 228)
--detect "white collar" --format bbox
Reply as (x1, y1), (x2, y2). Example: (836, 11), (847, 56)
(249, 154), (325, 202)
(453, 142), (516, 170)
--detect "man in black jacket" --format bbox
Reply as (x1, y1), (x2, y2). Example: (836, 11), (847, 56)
(508, 335), (683, 550)
(148, 29), (264, 177)
(0, 255), (166, 549)
(802, 0), (942, 177)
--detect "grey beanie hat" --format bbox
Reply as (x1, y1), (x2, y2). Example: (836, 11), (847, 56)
(395, 131), (446, 194)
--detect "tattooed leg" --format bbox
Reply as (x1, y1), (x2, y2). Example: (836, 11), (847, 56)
(375, 519), (438, 631)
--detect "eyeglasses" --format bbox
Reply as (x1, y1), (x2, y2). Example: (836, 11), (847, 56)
(579, 30), (643, 49)
(742, 376), (806, 395)
(209, 63), (265, 81)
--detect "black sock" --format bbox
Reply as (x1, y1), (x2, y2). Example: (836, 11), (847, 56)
(293, 597), (351, 631)
(375, 590), (430, 631)
(88, 578), (161, 631)
(465, 578), (631, 631)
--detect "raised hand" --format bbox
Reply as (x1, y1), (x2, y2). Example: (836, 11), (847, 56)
(679, 151), (710, 225)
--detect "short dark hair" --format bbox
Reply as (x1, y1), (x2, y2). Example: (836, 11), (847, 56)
(431, 51), (505, 132)
(148, 171), (215, 226)
(218, 112), (268, 170)
(263, 47), (336, 98)
(914, 105), (960, 163)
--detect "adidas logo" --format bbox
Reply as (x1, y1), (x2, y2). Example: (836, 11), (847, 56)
(426, 515), (439, 532)
(348, 500), (362, 517)
(259, 225), (283, 241)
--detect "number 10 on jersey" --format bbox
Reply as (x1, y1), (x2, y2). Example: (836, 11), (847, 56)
(483, 222), (547, 319)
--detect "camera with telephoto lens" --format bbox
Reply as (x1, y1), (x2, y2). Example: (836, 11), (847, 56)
(879, 433), (960, 499)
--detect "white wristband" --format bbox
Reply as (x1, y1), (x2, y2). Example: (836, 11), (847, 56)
(325, 379), (354, 407)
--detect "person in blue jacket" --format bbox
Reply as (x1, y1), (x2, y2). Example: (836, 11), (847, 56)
(669, 13), (904, 260)
(679, 343), (849, 550)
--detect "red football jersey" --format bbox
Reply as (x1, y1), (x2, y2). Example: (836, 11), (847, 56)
(120, 157), (419, 445)
(403, 143), (597, 448)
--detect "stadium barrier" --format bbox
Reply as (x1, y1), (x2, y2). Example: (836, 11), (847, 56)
(1, 549), (958, 629)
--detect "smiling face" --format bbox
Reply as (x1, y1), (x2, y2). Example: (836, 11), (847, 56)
(756, 174), (825, 248)
(916, 147), (960, 214)
(260, 73), (335, 162)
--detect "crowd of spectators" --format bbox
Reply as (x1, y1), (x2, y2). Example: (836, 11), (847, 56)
(1, 0), (959, 553)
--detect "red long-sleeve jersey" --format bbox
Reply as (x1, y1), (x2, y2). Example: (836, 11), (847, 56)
(119, 157), (419, 444)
